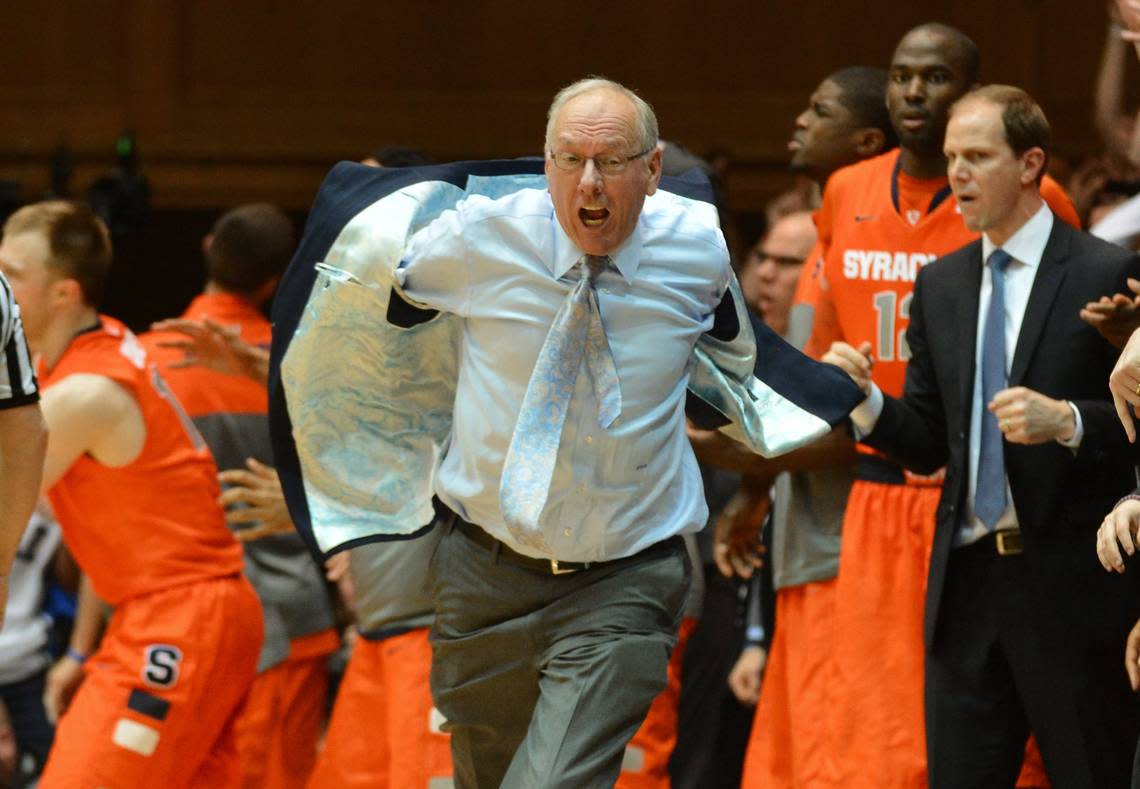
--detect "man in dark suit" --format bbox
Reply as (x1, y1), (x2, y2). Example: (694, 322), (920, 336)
(825, 84), (1140, 788)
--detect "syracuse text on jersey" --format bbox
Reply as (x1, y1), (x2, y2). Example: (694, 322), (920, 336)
(842, 249), (937, 282)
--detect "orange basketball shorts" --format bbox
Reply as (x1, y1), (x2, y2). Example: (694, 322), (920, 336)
(306, 628), (452, 789)
(39, 574), (262, 788)
(742, 577), (837, 789)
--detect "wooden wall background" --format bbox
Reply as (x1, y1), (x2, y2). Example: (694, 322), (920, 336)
(0, 1), (1119, 325)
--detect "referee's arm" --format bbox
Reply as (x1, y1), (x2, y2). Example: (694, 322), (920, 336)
(0, 272), (47, 630)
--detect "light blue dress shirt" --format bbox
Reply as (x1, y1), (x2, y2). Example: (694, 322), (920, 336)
(399, 187), (731, 561)
(279, 168), (850, 560)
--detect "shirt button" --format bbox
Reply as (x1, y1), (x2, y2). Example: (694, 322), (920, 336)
(563, 528), (572, 536)
(585, 435), (593, 444)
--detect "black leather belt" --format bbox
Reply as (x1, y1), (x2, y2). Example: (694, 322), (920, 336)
(451, 514), (680, 575)
(960, 528), (1025, 557)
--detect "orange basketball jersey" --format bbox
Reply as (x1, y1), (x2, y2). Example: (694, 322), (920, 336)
(807, 149), (1078, 398)
(41, 315), (243, 605)
(145, 292), (270, 419)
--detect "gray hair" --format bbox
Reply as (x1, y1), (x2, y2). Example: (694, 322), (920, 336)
(544, 77), (659, 153)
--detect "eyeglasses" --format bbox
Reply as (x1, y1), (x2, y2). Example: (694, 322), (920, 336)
(548, 146), (655, 176)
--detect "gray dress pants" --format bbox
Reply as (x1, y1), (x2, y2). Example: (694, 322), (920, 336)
(428, 519), (691, 789)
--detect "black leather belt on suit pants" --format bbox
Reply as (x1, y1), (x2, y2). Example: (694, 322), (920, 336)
(449, 512), (682, 575)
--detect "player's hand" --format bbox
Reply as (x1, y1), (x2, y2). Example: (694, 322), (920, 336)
(821, 341), (874, 396)
(1098, 498), (1140, 572)
(1080, 278), (1140, 349)
(713, 483), (769, 579)
(1126, 617), (1140, 690)
(988, 387), (1075, 445)
(218, 458), (294, 541)
(1109, 326), (1140, 441)
(151, 317), (247, 372)
(325, 551), (350, 583)
(325, 552), (357, 612)
(727, 645), (767, 706)
(43, 652), (85, 724)
(1118, 0), (1140, 39)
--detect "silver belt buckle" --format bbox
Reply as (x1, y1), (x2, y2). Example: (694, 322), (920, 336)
(995, 530), (1023, 556)
(549, 559), (578, 575)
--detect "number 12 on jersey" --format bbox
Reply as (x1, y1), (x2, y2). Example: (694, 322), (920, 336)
(872, 290), (914, 362)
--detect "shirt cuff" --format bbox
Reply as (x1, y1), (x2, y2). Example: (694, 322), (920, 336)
(1056, 401), (1083, 449)
(848, 385), (884, 441)
(393, 260), (433, 310)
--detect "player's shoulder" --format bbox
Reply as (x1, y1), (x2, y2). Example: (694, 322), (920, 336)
(826, 149), (898, 194)
(49, 316), (146, 383)
(921, 236), (983, 280)
(42, 370), (135, 421)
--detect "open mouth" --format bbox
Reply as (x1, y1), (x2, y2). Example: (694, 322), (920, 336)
(579, 207), (609, 227)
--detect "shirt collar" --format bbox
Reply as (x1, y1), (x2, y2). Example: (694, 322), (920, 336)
(981, 200), (1053, 269)
(549, 195), (644, 282)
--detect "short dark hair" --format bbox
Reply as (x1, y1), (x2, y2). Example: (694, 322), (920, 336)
(368, 146), (434, 168)
(4, 200), (112, 307)
(902, 22), (980, 85)
(828, 66), (898, 148)
(953, 85), (1051, 179)
(206, 203), (295, 295)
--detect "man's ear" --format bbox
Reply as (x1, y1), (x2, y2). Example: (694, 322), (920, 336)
(645, 143), (664, 196)
(855, 128), (888, 157)
(51, 277), (84, 308)
(1021, 147), (1046, 186)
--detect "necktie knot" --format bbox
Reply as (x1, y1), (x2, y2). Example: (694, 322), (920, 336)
(989, 249), (1012, 273)
(583, 254), (608, 283)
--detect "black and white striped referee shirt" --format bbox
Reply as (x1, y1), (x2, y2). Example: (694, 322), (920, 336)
(0, 270), (38, 409)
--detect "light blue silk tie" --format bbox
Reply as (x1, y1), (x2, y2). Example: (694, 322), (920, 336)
(975, 248), (1012, 530)
(499, 254), (622, 549)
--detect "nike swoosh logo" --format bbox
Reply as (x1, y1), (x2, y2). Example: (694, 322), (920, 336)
(854, 214), (877, 223)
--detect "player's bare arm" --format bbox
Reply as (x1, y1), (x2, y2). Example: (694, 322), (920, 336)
(151, 317), (270, 384)
(44, 573), (104, 723)
(689, 423), (856, 477)
(38, 373), (145, 492)
(711, 477), (771, 579)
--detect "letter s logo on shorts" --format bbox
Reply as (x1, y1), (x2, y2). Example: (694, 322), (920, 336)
(142, 645), (183, 688)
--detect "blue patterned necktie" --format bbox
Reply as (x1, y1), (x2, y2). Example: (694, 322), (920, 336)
(975, 248), (1012, 530)
(499, 254), (622, 549)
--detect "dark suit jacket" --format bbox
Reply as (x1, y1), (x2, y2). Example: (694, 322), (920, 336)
(864, 216), (1140, 650)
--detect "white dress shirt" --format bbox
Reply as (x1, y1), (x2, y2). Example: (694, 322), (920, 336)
(399, 187), (731, 561)
(849, 203), (1083, 546)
